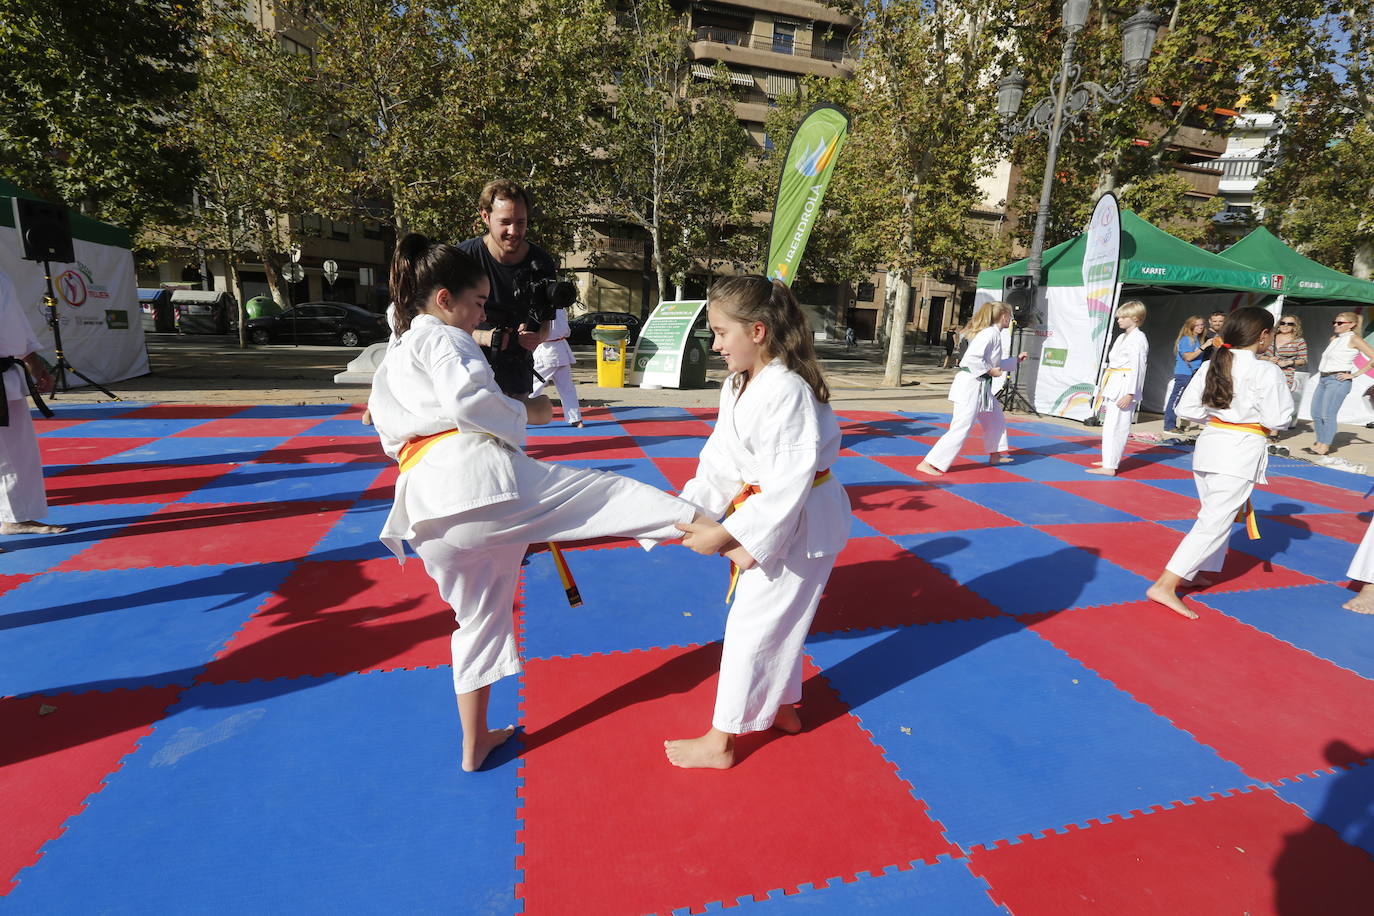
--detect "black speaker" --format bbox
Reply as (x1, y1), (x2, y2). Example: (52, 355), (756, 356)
(1002, 274), (1039, 323)
(15, 197), (75, 263)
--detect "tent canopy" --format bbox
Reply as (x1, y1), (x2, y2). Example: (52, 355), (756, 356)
(0, 178), (132, 250)
(977, 210), (1272, 295)
(1220, 227), (1374, 305)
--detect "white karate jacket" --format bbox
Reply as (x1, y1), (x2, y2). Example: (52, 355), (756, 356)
(948, 326), (1018, 405)
(533, 308), (576, 375)
(1176, 349), (1294, 483)
(1099, 328), (1149, 403)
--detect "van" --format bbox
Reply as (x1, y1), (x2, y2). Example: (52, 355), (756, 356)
(171, 289), (239, 335)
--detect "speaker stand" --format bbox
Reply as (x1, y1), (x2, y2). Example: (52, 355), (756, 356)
(41, 262), (120, 401)
(998, 324), (1039, 417)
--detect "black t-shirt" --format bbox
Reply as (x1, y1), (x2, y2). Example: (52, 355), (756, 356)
(457, 236), (558, 395)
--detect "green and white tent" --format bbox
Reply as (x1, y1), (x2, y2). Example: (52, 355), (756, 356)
(0, 179), (147, 387)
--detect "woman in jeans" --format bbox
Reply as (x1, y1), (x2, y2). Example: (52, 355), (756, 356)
(1263, 314), (1308, 420)
(1308, 312), (1374, 457)
(1163, 315), (1205, 432)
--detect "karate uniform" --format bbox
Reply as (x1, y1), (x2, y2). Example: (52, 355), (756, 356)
(369, 314), (694, 694)
(677, 361), (851, 734)
(0, 270), (47, 524)
(923, 325), (1016, 472)
(1097, 328), (1148, 471)
(1347, 515), (1374, 584)
(530, 308), (580, 425)
(1165, 350), (1293, 580)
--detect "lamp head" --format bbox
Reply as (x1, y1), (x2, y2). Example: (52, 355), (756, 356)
(996, 69), (1028, 120)
(1062, 0), (1092, 33)
(1122, 3), (1162, 71)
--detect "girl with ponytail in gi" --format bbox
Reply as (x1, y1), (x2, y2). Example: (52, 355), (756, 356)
(916, 300), (1027, 477)
(1146, 307), (1294, 619)
(369, 234), (699, 771)
(668, 276), (852, 769)
(1087, 300), (1149, 476)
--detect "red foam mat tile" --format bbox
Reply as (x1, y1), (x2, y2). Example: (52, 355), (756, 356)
(44, 463), (237, 506)
(1038, 521), (1322, 594)
(685, 407), (718, 422)
(517, 646), (956, 915)
(175, 417), (321, 438)
(815, 536), (1002, 631)
(651, 457), (701, 493)
(1272, 511), (1372, 545)
(122, 405), (245, 420)
(0, 574), (33, 599)
(1027, 600), (1374, 782)
(361, 464), (398, 501)
(618, 420), (715, 439)
(872, 455), (1025, 484)
(253, 436), (389, 464)
(0, 686), (184, 895)
(199, 559), (453, 682)
(1047, 479), (1200, 521)
(848, 484), (1017, 535)
(969, 789), (1374, 915)
(39, 437), (156, 465)
(55, 501), (351, 571)
(524, 435), (645, 461)
(1263, 476), (1367, 512)
(1053, 452), (1193, 479)
(836, 410), (908, 422)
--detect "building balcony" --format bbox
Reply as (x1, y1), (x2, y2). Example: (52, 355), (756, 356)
(694, 25), (748, 47)
(690, 35), (854, 77)
(1174, 163), (1222, 198)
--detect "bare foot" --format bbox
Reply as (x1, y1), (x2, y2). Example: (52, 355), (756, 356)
(1, 521), (67, 535)
(1146, 583), (1199, 619)
(1091, 460), (1103, 467)
(1085, 467), (1117, 476)
(1181, 574), (1214, 589)
(462, 725), (516, 772)
(989, 454), (1014, 465)
(915, 460), (944, 477)
(773, 704), (801, 735)
(1342, 583), (1374, 615)
(664, 729), (734, 769)
(360, 409), (373, 426)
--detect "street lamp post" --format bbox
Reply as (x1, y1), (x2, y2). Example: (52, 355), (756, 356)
(997, 1), (1163, 287)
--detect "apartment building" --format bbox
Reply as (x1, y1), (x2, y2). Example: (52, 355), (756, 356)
(1213, 107), (1280, 242)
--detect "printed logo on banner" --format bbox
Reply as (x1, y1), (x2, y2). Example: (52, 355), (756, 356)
(105, 310), (129, 330)
(1042, 347), (1068, 368)
(794, 135), (841, 176)
(59, 270), (88, 307)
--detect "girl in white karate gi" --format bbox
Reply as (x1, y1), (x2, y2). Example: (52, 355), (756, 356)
(1341, 518), (1374, 615)
(1146, 307), (1293, 619)
(916, 300), (1026, 477)
(530, 307), (581, 427)
(369, 235), (698, 771)
(1088, 300), (1149, 476)
(667, 276), (852, 769)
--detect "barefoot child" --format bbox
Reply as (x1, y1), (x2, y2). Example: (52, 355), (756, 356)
(669, 276), (852, 769)
(916, 301), (1027, 477)
(1146, 307), (1293, 618)
(369, 235), (698, 771)
(1087, 301), (1149, 476)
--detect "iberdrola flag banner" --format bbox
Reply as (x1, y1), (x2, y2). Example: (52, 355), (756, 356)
(765, 103), (850, 285)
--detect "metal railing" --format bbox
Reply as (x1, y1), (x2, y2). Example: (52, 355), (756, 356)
(1219, 157), (1267, 180)
(694, 25), (747, 46)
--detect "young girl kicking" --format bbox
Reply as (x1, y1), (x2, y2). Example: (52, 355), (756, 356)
(1088, 300), (1149, 476)
(369, 234), (698, 771)
(669, 276), (852, 769)
(916, 300), (1027, 477)
(1146, 307), (1294, 618)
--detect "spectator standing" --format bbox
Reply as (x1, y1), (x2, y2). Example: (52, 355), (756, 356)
(1163, 315), (1206, 432)
(1309, 312), (1374, 457)
(1263, 314), (1308, 421)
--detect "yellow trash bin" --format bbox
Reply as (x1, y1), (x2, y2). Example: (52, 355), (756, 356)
(593, 325), (629, 387)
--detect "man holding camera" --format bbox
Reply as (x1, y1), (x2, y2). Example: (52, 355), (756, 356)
(458, 179), (562, 396)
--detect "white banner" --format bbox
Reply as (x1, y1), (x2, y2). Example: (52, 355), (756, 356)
(0, 227), (148, 387)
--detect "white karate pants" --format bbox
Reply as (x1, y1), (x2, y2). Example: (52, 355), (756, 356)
(713, 541), (837, 734)
(0, 399), (47, 522)
(411, 458), (695, 694)
(1099, 400), (1133, 470)
(1165, 471), (1255, 580)
(1347, 514), (1374, 583)
(925, 400), (1009, 472)
(532, 364), (581, 425)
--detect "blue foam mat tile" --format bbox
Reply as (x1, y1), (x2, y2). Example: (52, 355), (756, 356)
(701, 859), (1008, 914)
(37, 418), (215, 439)
(1140, 478), (1341, 517)
(1001, 434), (1094, 454)
(299, 418), (376, 437)
(552, 458), (671, 490)
(0, 502), (169, 576)
(231, 404), (353, 419)
(178, 462), (386, 504)
(935, 482), (1139, 526)
(90, 436), (288, 466)
(608, 405), (697, 422)
(0, 562), (296, 698)
(805, 620), (1253, 851)
(1003, 419), (1095, 438)
(1263, 461), (1374, 492)
(306, 499), (398, 561)
(1160, 518), (1355, 583)
(1195, 584), (1374, 680)
(894, 528), (1153, 615)
(1272, 761), (1374, 859)
(842, 436), (929, 457)
(519, 545), (729, 658)
(34, 401), (151, 421)
(994, 455), (1103, 483)
(832, 456), (920, 486)
(631, 434), (714, 458)
(4, 669), (522, 915)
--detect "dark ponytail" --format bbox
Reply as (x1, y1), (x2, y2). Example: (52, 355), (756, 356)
(388, 233), (486, 337)
(708, 275), (830, 403)
(1202, 307), (1274, 409)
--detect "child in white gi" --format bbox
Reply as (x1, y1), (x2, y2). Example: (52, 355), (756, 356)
(1342, 517), (1374, 615)
(668, 276), (852, 769)
(1088, 300), (1149, 476)
(1146, 307), (1293, 619)
(916, 300), (1027, 477)
(369, 235), (698, 771)
(530, 306), (581, 427)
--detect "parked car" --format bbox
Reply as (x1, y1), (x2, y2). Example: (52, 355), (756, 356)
(568, 311), (642, 345)
(246, 302), (389, 347)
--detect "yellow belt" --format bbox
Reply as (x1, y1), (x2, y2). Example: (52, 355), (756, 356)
(396, 428), (582, 606)
(1091, 367), (1130, 413)
(723, 469), (833, 603)
(1205, 419), (1268, 540)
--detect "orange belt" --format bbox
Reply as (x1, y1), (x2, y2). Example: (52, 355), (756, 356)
(722, 469), (833, 603)
(1205, 419), (1268, 540)
(396, 428), (583, 606)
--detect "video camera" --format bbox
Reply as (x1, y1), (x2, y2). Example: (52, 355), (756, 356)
(487, 270), (577, 352)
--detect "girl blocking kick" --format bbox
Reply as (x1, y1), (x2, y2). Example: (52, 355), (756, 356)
(917, 300), (1027, 477)
(669, 277), (852, 769)
(369, 235), (699, 771)
(1146, 307), (1294, 619)
(1088, 301), (1149, 476)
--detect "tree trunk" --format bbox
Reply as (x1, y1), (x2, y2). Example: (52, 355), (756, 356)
(1354, 239), (1374, 281)
(230, 259), (247, 349)
(882, 270), (911, 387)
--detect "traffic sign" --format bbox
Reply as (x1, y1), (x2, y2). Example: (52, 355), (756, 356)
(282, 262), (305, 283)
(322, 259), (339, 285)
(289, 243), (302, 263)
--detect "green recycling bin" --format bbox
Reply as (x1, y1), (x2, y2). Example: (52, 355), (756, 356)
(245, 296), (281, 319)
(678, 328), (711, 388)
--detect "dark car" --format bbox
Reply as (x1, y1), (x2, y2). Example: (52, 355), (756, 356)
(247, 302), (389, 347)
(567, 311), (642, 345)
